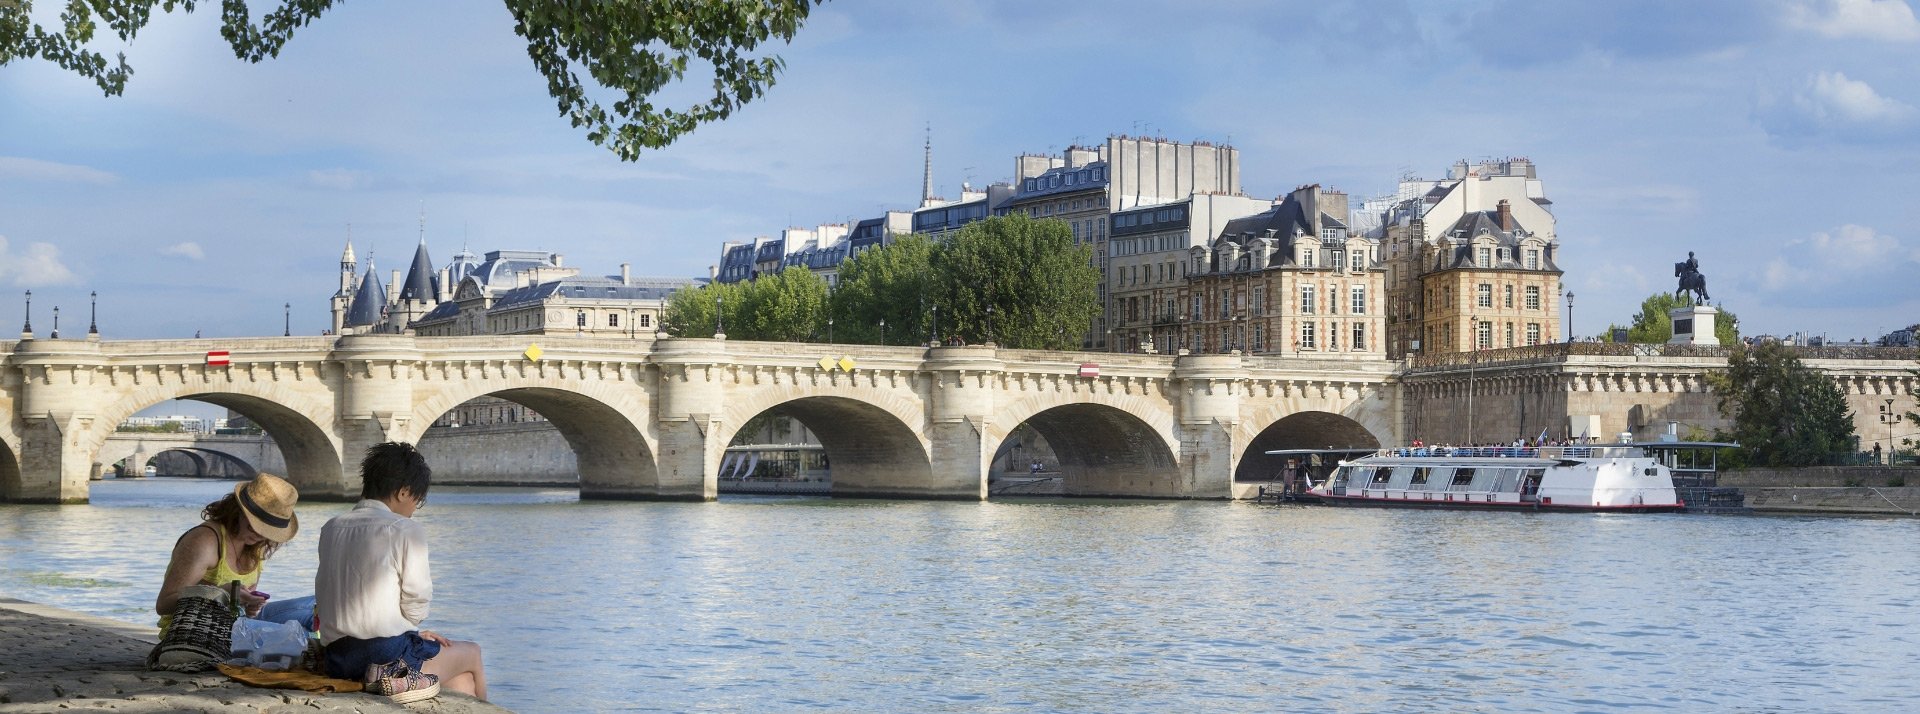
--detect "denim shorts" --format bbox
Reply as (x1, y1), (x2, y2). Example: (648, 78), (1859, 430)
(322, 631), (443, 680)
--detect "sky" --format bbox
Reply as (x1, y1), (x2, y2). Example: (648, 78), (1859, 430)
(2, 0), (1919, 349)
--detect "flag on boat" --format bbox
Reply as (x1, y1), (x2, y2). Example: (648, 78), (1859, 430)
(1537, 427), (1549, 443)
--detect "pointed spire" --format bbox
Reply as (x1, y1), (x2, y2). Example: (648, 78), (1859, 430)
(920, 122), (934, 208)
(346, 260), (387, 327)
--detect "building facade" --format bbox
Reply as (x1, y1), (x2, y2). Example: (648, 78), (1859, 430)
(1177, 185), (1386, 358)
(1416, 202), (1564, 353)
(1108, 193), (1272, 353)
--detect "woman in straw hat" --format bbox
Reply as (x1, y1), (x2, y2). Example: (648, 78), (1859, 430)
(154, 473), (314, 636)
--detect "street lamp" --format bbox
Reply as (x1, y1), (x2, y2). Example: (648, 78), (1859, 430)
(930, 304), (940, 346)
(283, 302), (291, 337)
(51, 306), (60, 339)
(21, 289), (30, 335)
(986, 305), (995, 345)
(828, 317), (834, 345)
(1467, 317), (1479, 445)
(714, 296), (725, 337)
(1884, 399), (1899, 464)
(89, 291), (99, 337)
(879, 318), (887, 346)
(1564, 289), (1575, 343)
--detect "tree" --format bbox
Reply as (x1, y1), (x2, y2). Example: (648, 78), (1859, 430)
(661, 268), (826, 341)
(929, 214), (1098, 349)
(0, 0), (822, 159)
(831, 234), (937, 346)
(1710, 341), (1856, 466)
(1607, 293), (1739, 345)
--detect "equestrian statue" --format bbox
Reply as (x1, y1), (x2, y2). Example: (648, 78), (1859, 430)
(1674, 251), (1710, 303)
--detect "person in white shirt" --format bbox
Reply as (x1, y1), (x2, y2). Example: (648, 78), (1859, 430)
(316, 442), (488, 702)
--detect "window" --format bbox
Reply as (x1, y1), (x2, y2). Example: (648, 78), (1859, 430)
(576, 311), (588, 327)
(1332, 250), (1345, 271)
(1253, 286), (1266, 316)
(609, 313), (620, 327)
(1328, 322), (1339, 351)
(1220, 290), (1231, 318)
(1505, 322), (1515, 347)
(1526, 322), (1541, 346)
(1477, 284), (1493, 308)
(1370, 468), (1392, 486)
(1350, 286), (1366, 315)
(1525, 286), (1541, 310)
(1253, 325), (1264, 351)
(1191, 296), (1202, 320)
(1526, 249), (1540, 270)
(1504, 285), (1514, 308)
(1351, 250), (1366, 272)
(1410, 467), (1430, 486)
(1451, 468), (1476, 488)
(640, 314), (652, 328)
(1300, 321), (1317, 350)
(1300, 286), (1316, 314)
(1300, 248), (1315, 268)
(1352, 323), (1365, 351)
(1478, 246), (1492, 266)
(1476, 321), (1493, 349)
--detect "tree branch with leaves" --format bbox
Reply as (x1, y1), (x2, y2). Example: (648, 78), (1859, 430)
(0, 0), (822, 159)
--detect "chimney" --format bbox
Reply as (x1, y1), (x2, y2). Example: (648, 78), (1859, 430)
(708, 265), (719, 280)
(620, 263), (631, 286)
(1496, 199), (1512, 231)
(390, 270), (401, 303)
(552, 253), (565, 268)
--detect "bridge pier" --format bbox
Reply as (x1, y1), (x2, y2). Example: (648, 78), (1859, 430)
(1175, 355), (1246, 499)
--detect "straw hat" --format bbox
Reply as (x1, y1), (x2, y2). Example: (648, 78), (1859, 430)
(232, 473), (300, 543)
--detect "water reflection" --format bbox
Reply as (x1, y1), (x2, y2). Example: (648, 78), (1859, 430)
(2, 479), (1917, 712)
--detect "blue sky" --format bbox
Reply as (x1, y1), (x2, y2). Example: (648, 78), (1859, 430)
(2, 0), (1918, 344)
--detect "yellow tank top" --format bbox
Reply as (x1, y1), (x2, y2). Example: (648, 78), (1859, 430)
(157, 523), (261, 635)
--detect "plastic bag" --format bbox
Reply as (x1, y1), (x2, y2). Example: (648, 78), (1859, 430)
(228, 617), (311, 671)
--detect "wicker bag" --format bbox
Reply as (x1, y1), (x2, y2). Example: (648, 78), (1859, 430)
(147, 584), (237, 672)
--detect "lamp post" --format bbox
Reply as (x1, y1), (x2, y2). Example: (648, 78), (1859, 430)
(1564, 289), (1575, 343)
(828, 317), (834, 345)
(931, 304), (940, 346)
(879, 318), (887, 346)
(283, 302), (290, 337)
(986, 305), (994, 345)
(89, 291), (99, 337)
(51, 306), (60, 339)
(21, 289), (30, 335)
(1885, 399), (1899, 464)
(1467, 317), (1478, 445)
(714, 296), (725, 337)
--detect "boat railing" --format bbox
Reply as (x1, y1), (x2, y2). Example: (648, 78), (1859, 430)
(1374, 446), (1642, 460)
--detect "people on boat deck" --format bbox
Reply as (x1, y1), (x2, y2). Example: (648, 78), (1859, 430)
(154, 473), (316, 637)
(316, 442), (489, 702)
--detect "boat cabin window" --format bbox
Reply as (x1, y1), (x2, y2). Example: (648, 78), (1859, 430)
(1369, 468), (1392, 486)
(1451, 468), (1476, 487)
(1410, 467), (1430, 486)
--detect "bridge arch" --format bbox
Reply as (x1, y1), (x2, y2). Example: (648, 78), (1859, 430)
(1234, 409), (1389, 483)
(406, 383), (657, 497)
(132, 447), (259, 479)
(90, 387), (342, 497)
(990, 395), (1182, 497)
(715, 392), (932, 497)
(0, 438), (20, 503)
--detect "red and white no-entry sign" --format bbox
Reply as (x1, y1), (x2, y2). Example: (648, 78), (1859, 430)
(205, 351), (231, 367)
(1077, 363), (1099, 378)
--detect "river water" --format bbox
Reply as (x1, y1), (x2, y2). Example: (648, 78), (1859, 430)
(2, 479), (1917, 713)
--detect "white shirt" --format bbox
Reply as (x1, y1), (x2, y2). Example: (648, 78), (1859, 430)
(315, 500), (432, 644)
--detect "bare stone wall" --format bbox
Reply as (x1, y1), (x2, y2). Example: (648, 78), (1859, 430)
(417, 422), (577, 485)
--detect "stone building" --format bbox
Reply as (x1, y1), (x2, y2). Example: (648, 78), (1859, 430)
(1177, 184), (1386, 358)
(1369, 158), (1561, 357)
(1416, 202), (1564, 353)
(1107, 193), (1271, 353)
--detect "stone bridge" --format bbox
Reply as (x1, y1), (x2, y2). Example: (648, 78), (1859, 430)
(95, 432), (285, 480)
(0, 336), (1401, 503)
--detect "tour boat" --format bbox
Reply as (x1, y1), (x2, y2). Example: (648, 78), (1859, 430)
(1300, 445), (1685, 512)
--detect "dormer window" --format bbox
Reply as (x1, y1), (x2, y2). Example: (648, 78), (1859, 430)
(1477, 246), (1492, 266)
(1526, 248), (1540, 270)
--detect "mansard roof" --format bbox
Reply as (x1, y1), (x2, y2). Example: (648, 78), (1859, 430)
(1432, 210), (1560, 272)
(491, 275), (700, 311)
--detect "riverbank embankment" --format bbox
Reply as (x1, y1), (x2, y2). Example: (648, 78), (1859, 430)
(0, 598), (511, 713)
(1720, 467), (1920, 516)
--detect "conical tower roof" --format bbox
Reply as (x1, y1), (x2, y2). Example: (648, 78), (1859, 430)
(399, 241), (435, 301)
(341, 240), (357, 264)
(345, 263), (387, 327)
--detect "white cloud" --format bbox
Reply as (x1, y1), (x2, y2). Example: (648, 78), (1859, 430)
(1763, 224), (1920, 291)
(0, 235), (81, 287)
(0, 157), (120, 185)
(1785, 0), (1920, 42)
(160, 242), (206, 260)
(306, 169), (373, 191)
(1755, 71), (1919, 140)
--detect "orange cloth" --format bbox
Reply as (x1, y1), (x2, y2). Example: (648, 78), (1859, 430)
(216, 662), (364, 694)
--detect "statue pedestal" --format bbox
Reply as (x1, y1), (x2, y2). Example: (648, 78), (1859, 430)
(1667, 304), (1719, 346)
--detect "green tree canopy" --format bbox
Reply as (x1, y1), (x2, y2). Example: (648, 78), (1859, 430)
(0, 0), (822, 159)
(662, 268), (827, 341)
(1710, 341), (1856, 466)
(928, 214), (1099, 350)
(1606, 293), (1739, 345)
(830, 234), (937, 346)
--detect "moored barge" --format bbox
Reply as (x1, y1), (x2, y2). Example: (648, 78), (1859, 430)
(1308, 445), (1685, 512)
